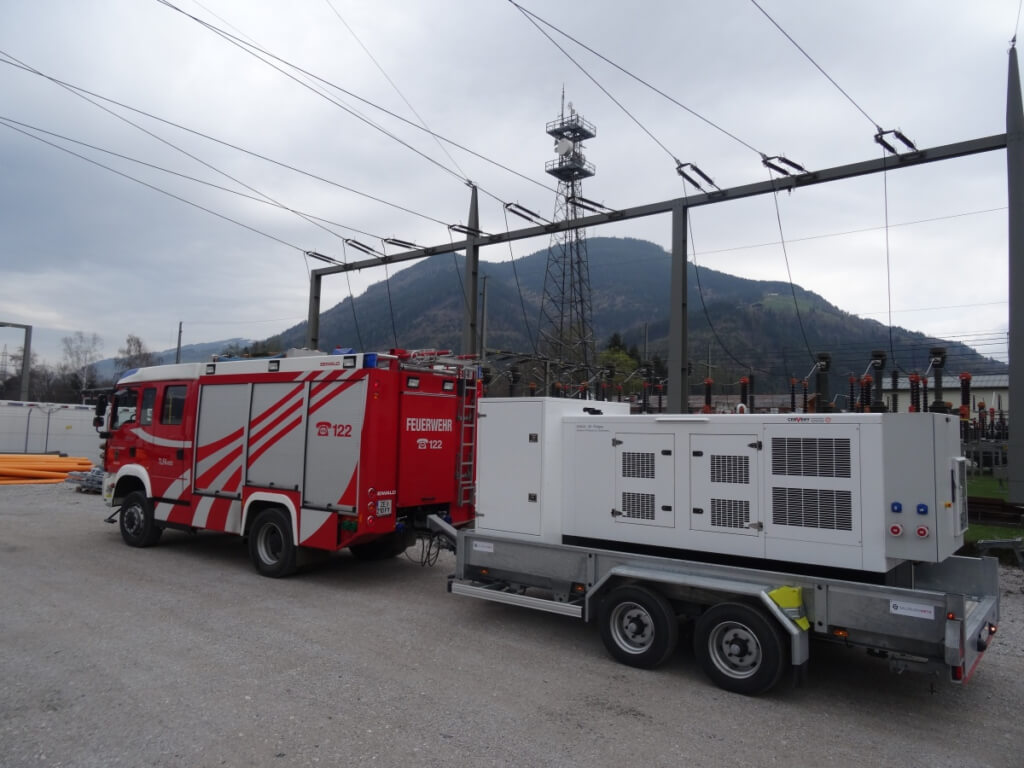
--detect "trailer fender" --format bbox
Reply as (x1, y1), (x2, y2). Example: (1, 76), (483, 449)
(242, 492), (300, 546)
(586, 566), (809, 666)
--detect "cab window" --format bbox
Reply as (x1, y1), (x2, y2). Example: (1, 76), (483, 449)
(111, 389), (138, 429)
(161, 385), (187, 426)
(140, 388), (156, 426)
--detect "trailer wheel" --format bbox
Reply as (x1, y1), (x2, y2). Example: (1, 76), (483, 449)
(599, 585), (679, 669)
(694, 602), (787, 695)
(119, 491), (162, 548)
(248, 507), (297, 578)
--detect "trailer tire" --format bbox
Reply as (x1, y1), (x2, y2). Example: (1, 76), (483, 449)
(349, 529), (414, 561)
(248, 507), (297, 578)
(119, 491), (162, 548)
(599, 585), (679, 669)
(694, 601), (787, 695)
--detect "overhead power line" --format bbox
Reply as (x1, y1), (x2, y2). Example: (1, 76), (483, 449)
(0, 117), (305, 253)
(155, 0), (556, 202)
(748, 0), (880, 131)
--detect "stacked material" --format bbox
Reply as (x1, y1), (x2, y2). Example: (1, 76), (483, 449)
(0, 454), (94, 485)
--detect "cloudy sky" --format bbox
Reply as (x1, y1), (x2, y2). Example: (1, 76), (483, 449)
(0, 0), (1018, 370)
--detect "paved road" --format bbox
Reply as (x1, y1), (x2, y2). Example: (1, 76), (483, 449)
(2, 485), (1023, 768)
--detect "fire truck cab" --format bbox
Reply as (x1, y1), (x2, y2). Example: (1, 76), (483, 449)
(96, 349), (477, 576)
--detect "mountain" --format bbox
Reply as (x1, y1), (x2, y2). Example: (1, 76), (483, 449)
(264, 237), (1004, 393)
(94, 338), (254, 382)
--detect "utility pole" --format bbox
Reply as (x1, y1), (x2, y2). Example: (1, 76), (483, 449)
(0, 321), (32, 401)
(461, 185), (480, 356)
(1007, 44), (1024, 503)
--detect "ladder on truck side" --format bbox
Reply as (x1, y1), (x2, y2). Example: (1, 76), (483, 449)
(456, 371), (478, 506)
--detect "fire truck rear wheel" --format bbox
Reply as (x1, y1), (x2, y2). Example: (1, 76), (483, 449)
(248, 507), (297, 578)
(598, 585), (679, 669)
(119, 491), (162, 548)
(693, 601), (787, 695)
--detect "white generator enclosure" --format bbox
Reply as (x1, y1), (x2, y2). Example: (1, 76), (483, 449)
(477, 400), (968, 574)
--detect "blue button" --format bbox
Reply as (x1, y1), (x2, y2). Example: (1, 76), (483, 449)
(891, 502), (903, 513)
(916, 504), (928, 515)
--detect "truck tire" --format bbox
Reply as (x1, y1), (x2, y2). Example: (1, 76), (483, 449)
(119, 491), (162, 548)
(599, 585), (679, 669)
(694, 601), (787, 695)
(248, 507), (297, 578)
(349, 529), (414, 561)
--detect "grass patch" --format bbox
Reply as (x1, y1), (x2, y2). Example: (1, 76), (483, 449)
(967, 474), (1009, 501)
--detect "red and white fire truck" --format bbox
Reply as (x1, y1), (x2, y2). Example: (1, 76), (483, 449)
(95, 349), (478, 576)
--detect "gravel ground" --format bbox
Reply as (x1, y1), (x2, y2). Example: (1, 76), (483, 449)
(1, 484), (1023, 768)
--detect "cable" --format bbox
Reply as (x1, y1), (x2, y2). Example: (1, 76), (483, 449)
(0, 113), (392, 243)
(324, 0), (469, 180)
(508, 0), (763, 157)
(339, 242), (365, 351)
(502, 206), (539, 356)
(0, 118), (305, 253)
(377, 243), (401, 349)
(765, 169), (816, 363)
(511, 1), (678, 164)
(684, 201), (755, 371)
(749, 0), (879, 131)
(0, 51), (340, 262)
(156, 0), (549, 205)
(0, 55), (452, 228)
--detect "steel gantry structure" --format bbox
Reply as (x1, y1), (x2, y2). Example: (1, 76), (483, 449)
(307, 49), (1024, 501)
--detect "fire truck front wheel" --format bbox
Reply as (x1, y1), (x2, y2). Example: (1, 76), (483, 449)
(119, 491), (163, 548)
(248, 507), (297, 578)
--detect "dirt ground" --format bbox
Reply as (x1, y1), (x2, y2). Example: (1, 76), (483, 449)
(1, 484), (1023, 768)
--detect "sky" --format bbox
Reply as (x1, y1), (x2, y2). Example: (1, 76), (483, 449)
(0, 0), (1018, 371)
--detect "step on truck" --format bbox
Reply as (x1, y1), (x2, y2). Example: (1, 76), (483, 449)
(95, 348), (478, 576)
(438, 398), (1001, 695)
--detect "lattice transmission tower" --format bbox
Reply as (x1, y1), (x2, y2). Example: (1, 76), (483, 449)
(537, 98), (597, 391)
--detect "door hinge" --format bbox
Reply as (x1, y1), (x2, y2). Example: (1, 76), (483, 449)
(611, 508), (622, 517)
(748, 440), (763, 450)
(746, 521), (764, 531)
(612, 438), (623, 447)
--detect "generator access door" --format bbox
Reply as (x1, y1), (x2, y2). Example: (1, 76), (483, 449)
(689, 434), (761, 537)
(612, 433), (675, 528)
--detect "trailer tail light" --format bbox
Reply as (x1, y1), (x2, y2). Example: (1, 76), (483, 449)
(951, 665), (965, 682)
(572, 583), (586, 594)
(831, 628), (849, 639)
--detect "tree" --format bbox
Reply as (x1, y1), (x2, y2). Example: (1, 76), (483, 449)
(116, 334), (155, 374)
(61, 331), (103, 396)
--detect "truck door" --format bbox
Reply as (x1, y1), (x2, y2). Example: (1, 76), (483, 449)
(146, 383), (190, 500)
(689, 434), (761, 538)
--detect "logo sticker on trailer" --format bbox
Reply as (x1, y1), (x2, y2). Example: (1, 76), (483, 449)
(889, 600), (935, 620)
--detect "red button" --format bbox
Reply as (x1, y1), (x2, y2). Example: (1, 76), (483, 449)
(889, 524), (903, 536)
(916, 526), (929, 538)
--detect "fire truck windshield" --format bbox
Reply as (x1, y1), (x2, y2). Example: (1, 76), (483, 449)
(110, 389), (138, 429)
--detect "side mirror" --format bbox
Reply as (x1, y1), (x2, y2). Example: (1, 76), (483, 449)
(93, 416), (103, 428)
(94, 394), (108, 417)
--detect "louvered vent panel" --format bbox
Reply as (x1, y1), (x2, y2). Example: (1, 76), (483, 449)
(710, 455), (750, 485)
(771, 487), (853, 530)
(622, 452), (655, 479)
(771, 438), (851, 478)
(710, 498), (750, 529)
(621, 492), (655, 521)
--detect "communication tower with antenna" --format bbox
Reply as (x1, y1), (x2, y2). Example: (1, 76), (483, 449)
(537, 96), (598, 392)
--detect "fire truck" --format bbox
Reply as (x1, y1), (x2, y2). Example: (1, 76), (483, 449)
(95, 349), (478, 576)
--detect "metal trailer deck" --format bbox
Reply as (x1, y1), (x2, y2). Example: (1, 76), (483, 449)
(440, 523), (1000, 695)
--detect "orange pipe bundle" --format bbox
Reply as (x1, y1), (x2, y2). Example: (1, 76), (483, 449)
(0, 454), (94, 485)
